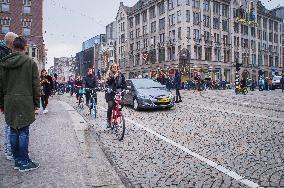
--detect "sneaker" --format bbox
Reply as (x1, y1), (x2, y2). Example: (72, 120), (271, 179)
(5, 152), (14, 161)
(43, 109), (47, 114)
(14, 161), (21, 170)
(106, 121), (111, 129)
(19, 161), (40, 172)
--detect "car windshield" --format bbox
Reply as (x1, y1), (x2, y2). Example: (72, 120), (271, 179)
(132, 79), (164, 89)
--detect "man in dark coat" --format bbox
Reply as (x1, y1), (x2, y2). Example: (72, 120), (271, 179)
(0, 37), (40, 172)
(174, 71), (182, 103)
(0, 32), (18, 161)
(84, 69), (97, 106)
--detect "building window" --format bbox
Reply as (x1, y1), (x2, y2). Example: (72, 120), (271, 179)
(234, 22), (239, 33)
(193, 12), (200, 25)
(159, 47), (165, 62)
(22, 19), (32, 36)
(186, 10), (190, 22)
(136, 28), (140, 38)
(203, 15), (210, 28)
(192, 0), (200, 8)
(203, 0), (209, 11)
(158, 1), (165, 15)
(193, 29), (200, 40)
(213, 18), (219, 29)
(186, 27), (190, 39)
(159, 33), (165, 43)
(274, 34), (278, 43)
(151, 21), (156, 33)
(222, 4), (229, 17)
(135, 14), (140, 25)
(177, 10), (182, 23)
(143, 25), (147, 35)
(0, 17), (11, 34)
(168, 0), (174, 10)
(0, 0), (10, 12)
(213, 1), (220, 15)
(178, 27), (181, 40)
(142, 11), (147, 22)
(222, 20), (228, 31)
(149, 6), (155, 19)
(23, 0), (31, 14)
(130, 31), (134, 40)
(168, 14), (175, 26)
(129, 17), (134, 28)
(159, 18), (165, 30)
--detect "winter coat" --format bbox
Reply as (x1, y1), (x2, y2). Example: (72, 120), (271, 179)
(0, 40), (11, 60)
(105, 73), (127, 102)
(173, 73), (181, 90)
(84, 75), (97, 89)
(0, 52), (40, 130)
(40, 76), (51, 96)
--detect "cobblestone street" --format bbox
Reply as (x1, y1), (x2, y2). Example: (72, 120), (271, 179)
(1, 89), (283, 188)
(62, 89), (284, 187)
(0, 99), (123, 188)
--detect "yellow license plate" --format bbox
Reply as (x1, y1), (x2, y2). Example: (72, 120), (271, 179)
(159, 98), (170, 103)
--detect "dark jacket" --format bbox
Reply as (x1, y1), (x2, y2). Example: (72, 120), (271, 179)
(105, 73), (127, 102)
(281, 77), (284, 85)
(174, 72), (181, 90)
(40, 76), (51, 96)
(84, 74), (97, 89)
(0, 52), (40, 129)
(0, 41), (11, 60)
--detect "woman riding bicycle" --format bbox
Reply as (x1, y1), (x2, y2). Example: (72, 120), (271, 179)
(105, 63), (126, 128)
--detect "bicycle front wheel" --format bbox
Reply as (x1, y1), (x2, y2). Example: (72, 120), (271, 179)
(113, 113), (125, 141)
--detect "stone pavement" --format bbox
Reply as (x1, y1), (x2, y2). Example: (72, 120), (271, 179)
(61, 89), (284, 188)
(0, 99), (124, 188)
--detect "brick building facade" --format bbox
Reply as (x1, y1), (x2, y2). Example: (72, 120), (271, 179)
(0, 0), (45, 71)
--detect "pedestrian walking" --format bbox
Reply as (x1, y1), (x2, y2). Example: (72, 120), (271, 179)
(280, 76), (284, 92)
(0, 32), (18, 161)
(174, 71), (182, 103)
(0, 36), (40, 172)
(40, 69), (51, 114)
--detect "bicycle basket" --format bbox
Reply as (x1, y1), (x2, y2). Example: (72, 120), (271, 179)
(79, 89), (85, 94)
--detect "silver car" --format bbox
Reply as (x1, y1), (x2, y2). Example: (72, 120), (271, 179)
(124, 79), (175, 110)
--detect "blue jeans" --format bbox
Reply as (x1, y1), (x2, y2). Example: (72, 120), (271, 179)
(10, 126), (31, 165)
(4, 124), (12, 155)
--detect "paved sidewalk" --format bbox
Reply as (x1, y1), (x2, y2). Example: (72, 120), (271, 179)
(0, 99), (124, 188)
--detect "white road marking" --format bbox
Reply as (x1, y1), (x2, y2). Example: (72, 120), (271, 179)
(98, 106), (260, 188)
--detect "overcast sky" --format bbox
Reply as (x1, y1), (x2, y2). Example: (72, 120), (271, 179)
(43, 0), (283, 69)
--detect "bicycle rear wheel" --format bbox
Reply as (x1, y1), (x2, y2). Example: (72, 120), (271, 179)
(113, 112), (125, 141)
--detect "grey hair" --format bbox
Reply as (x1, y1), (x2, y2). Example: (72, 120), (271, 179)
(4, 32), (18, 43)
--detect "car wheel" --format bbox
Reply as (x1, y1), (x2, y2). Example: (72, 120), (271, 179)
(133, 98), (140, 111)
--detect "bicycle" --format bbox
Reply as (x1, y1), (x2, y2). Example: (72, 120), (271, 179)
(235, 85), (248, 95)
(85, 88), (97, 118)
(106, 89), (126, 141)
(77, 86), (85, 109)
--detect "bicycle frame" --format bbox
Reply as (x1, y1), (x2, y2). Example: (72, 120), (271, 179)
(111, 92), (123, 125)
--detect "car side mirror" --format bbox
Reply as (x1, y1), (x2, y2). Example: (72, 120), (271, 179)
(127, 86), (132, 90)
